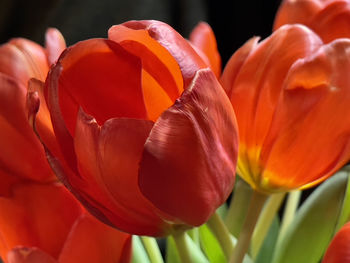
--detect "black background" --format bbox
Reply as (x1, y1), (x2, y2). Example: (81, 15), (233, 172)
(0, 0), (282, 64)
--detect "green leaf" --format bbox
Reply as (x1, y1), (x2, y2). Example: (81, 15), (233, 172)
(217, 203), (228, 219)
(335, 167), (350, 231)
(255, 216), (280, 263)
(132, 236), (151, 263)
(272, 171), (350, 263)
(199, 224), (227, 263)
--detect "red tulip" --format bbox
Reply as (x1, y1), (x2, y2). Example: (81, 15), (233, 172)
(274, 0), (350, 43)
(44, 20), (238, 236)
(0, 183), (131, 263)
(322, 222), (350, 263)
(221, 24), (350, 193)
(0, 28), (65, 183)
(189, 22), (222, 78)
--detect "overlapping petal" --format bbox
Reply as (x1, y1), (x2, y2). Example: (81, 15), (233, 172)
(45, 20), (238, 236)
(274, 0), (350, 43)
(0, 183), (82, 260)
(222, 25), (323, 190)
(260, 39), (350, 191)
(322, 222), (350, 263)
(189, 22), (221, 78)
(139, 69), (238, 226)
(0, 73), (53, 181)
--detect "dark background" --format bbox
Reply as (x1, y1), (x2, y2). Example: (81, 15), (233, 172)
(0, 0), (282, 65)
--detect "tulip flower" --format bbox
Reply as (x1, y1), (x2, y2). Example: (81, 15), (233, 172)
(274, 0), (350, 43)
(189, 22), (222, 78)
(44, 20), (238, 236)
(0, 182), (131, 263)
(0, 28), (65, 183)
(322, 222), (350, 263)
(221, 24), (350, 193)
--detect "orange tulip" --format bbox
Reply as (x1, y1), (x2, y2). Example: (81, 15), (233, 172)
(44, 20), (238, 236)
(0, 183), (131, 263)
(0, 28), (65, 183)
(274, 0), (350, 43)
(221, 24), (350, 193)
(322, 222), (350, 263)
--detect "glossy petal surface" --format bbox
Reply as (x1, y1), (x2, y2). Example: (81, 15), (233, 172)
(115, 20), (207, 86)
(274, 0), (350, 43)
(59, 213), (131, 263)
(7, 247), (57, 263)
(260, 39), (350, 191)
(190, 22), (221, 78)
(0, 38), (48, 84)
(139, 68), (238, 226)
(220, 36), (260, 95)
(0, 183), (82, 259)
(45, 28), (66, 65)
(322, 222), (350, 263)
(0, 73), (53, 181)
(72, 110), (170, 235)
(47, 38), (146, 171)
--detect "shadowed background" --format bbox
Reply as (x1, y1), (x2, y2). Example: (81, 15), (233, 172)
(0, 0), (281, 64)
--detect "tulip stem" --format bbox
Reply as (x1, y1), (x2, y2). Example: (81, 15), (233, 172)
(172, 231), (193, 263)
(229, 190), (268, 263)
(188, 227), (200, 245)
(276, 190), (301, 247)
(141, 237), (164, 263)
(207, 212), (235, 260)
(251, 192), (286, 259)
(225, 179), (253, 237)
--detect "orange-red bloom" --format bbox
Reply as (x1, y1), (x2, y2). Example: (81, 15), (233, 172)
(322, 222), (350, 263)
(274, 0), (350, 43)
(221, 24), (350, 193)
(44, 20), (238, 236)
(0, 30), (132, 263)
(0, 28), (65, 184)
(0, 183), (131, 263)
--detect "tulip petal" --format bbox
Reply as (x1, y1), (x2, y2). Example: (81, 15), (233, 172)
(273, 0), (323, 31)
(0, 183), (81, 260)
(190, 22), (221, 78)
(59, 213), (131, 263)
(322, 222), (350, 263)
(45, 28), (66, 65)
(139, 68), (238, 226)
(28, 79), (63, 161)
(0, 73), (53, 181)
(73, 109), (170, 236)
(118, 20), (207, 86)
(261, 39), (350, 191)
(7, 247), (57, 263)
(47, 38), (147, 171)
(108, 23), (183, 103)
(309, 1), (350, 43)
(227, 25), (323, 187)
(220, 36), (260, 96)
(0, 39), (48, 84)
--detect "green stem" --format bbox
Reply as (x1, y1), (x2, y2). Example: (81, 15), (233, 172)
(229, 190), (268, 263)
(188, 227), (200, 246)
(141, 237), (164, 263)
(251, 192), (286, 259)
(225, 179), (253, 237)
(276, 190), (301, 247)
(172, 231), (193, 263)
(207, 212), (235, 260)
